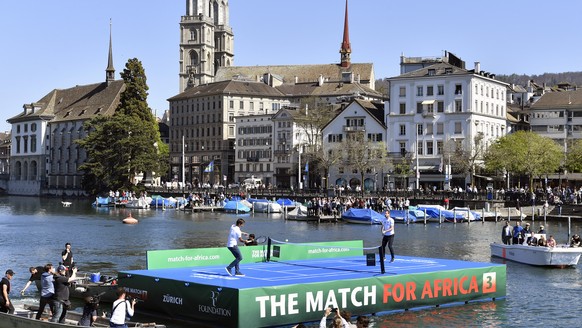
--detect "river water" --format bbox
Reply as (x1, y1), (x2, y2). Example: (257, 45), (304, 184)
(1, 196), (581, 327)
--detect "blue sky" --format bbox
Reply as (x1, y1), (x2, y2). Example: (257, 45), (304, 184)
(1, 0), (581, 132)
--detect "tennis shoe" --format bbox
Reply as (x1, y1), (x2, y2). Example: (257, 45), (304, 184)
(225, 267), (233, 276)
(235, 272), (245, 277)
(390, 258), (395, 263)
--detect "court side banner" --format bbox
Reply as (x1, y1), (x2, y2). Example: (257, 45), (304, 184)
(146, 245), (270, 269)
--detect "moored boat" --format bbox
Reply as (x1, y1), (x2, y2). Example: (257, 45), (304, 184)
(341, 208), (384, 224)
(252, 201), (282, 213)
(286, 205), (318, 221)
(0, 303), (165, 328)
(223, 200), (251, 213)
(70, 273), (118, 303)
(490, 241), (582, 267)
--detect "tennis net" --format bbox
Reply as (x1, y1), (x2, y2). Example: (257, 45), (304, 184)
(265, 238), (387, 274)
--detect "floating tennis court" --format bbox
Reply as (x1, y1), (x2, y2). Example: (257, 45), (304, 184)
(118, 240), (506, 327)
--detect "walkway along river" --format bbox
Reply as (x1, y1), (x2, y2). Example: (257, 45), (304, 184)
(0, 196), (581, 327)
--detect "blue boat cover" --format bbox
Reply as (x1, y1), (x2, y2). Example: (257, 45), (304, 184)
(341, 208), (384, 223)
(223, 200), (251, 212)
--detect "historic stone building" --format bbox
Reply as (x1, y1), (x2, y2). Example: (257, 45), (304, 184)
(169, 0), (383, 187)
(6, 32), (124, 196)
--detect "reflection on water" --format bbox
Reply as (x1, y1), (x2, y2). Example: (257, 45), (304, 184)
(1, 196), (581, 327)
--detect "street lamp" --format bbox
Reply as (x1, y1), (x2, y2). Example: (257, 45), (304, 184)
(181, 135), (185, 190)
(298, 145), (303, 190)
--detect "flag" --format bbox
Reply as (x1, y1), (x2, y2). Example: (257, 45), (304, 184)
(305, 161), (309, 172)
(204, 161), (214, 173)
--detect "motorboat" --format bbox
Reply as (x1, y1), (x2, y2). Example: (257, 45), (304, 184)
(124, 197), (151, 209)
(223, 200), (251, 213)
(416, 204), (466, 222)
(490, 236), (582, 267)
(252, 201), (283, 213)
(0, 303), (165, 328)
(286, 205), (318, 221)
(389, 209), (425, 223)
(451, 207), (481, 221)
(70, 272), (118, 303)
(341, 208), (384, 224)
(276, 198), (299, 209)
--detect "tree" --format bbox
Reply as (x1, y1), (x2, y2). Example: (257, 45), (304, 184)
(484, 131), (562, 191)
(443, 133), (486, 187)
(77, 58), (168, 194)
(565, 139), (582, 173)
(340, 133), (389, 192)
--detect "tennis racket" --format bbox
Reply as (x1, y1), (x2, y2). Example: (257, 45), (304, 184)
(255, 236), (268, 244)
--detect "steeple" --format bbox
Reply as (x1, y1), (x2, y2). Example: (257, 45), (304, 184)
(339, 0), (352, 68)
(106, 19), (115, 85)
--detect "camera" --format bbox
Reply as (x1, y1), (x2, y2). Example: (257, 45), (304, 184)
(126, 296), (142, 303)
(331, 307), (338, 312)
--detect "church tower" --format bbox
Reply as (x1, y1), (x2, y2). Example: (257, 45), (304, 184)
(339, 0), (352, 68)
(106, 20), (115, 85)
(179, 0), (234, 92)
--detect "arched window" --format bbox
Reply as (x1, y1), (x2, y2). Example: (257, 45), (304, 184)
(23, 161), (29, 180)
(15, 161), (22, 180)
(30, 161), (37, 180)
(190, 51), (199, 67)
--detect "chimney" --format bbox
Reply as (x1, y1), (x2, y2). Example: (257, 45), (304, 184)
(474, 62), (480, 74)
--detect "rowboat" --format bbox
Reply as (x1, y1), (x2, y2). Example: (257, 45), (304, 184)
(490, 242), (582, 267)
(0, 304), (165, 328)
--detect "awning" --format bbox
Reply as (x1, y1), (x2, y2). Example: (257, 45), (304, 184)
(473, 174), (493, 181)
(421, 100), (435, 105)
(418, 165), (439, 170)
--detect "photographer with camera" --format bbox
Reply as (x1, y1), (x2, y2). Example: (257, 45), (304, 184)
(319, 307), (349, 328)
(78, 294), (99, 326)
(109, 287), (136, 328)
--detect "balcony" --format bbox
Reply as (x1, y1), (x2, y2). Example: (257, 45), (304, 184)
(343, 125), (365, 132)
(274, 149), (290, 155)
(246, 157), (260, 162)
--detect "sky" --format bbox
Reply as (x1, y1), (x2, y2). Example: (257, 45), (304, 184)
(2, 0), (582, 133)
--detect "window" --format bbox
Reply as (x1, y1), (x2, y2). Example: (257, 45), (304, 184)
(455, 100), (462, 112)
(239, 101), (244, 110)
(427, 141), (434, 155)
(399, 142), (407, 156)
(437, 85), (444, 95)
(417, 124), (423, 136)
(454, 122), (462, 134)
(455, 84), (462, 95)
(417, 141), (423, 155)
(399, 103), (406, 114)
(426, 124), (433, 135)
(427, 86), (434, 96)
(416, 102), (423, 114)
(437, 141), (443, 155)
(399, 87), (406, 97)
(475, 84), (478, 94)
(436, 123), (444, 135)
(229, 100), (234, 109)
(437, 101), (444, 113)
(250, 102), (254, 111)
(399, 124), (406, 136)
(417, 86), (423, 97)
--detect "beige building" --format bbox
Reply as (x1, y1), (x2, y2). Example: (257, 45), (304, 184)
(6, 34), (124, 196)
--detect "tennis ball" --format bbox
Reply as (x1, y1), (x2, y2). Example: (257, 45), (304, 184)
(285, 239), (289, 242)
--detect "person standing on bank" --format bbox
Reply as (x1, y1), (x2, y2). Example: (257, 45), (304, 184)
(501, 221), (512, 245)
(0, 269), (15, 314)
(381, 210), (395, 263)
(225, 218), (248, 277)
(61, 242), (74, 277)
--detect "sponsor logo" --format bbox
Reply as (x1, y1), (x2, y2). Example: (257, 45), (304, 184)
(125, 288), (148, 301)
(162, 293), (184, 305)
(198, 287), (232, 317)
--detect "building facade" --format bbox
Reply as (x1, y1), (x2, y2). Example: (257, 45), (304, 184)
(387, 54), (508, 190)
(234, 114), (273, 186)
(179, 0), (234, 92)
(6, 32), (124, 196)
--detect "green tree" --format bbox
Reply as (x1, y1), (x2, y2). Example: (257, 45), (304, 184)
(484, 131), (562, 190)
(340, 134), (389, 193)
(77, 58), (168, 194)
(565, 139), (582, 173)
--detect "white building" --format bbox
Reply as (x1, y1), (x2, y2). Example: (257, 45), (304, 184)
(234, 114), (274, 186)
(322, 99), (386, 190)
(386, 53), (508, 190)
